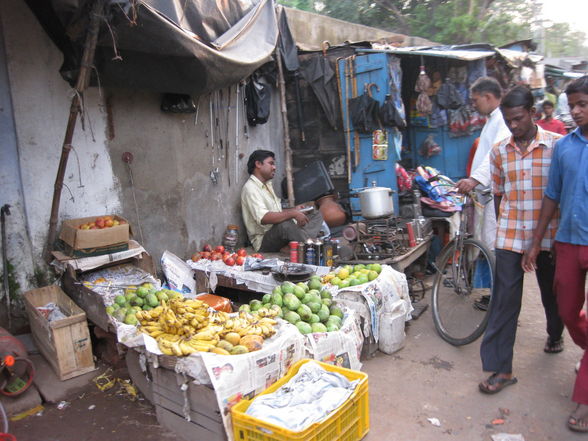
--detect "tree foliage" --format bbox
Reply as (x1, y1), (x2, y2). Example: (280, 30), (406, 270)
(277, 0), (588, 57)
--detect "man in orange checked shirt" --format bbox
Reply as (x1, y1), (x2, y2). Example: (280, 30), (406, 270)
(478, 86), (564, 394)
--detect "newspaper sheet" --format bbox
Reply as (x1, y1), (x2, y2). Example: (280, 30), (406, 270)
(187, 258), (330, 294)
(200, 323), (306, 440)
(303, 309), (363, 371)
(333, 265), (411, 342)
(161, 250), (196, 294)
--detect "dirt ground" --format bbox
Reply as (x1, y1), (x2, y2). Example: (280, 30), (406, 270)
(8, 273), (585, 441)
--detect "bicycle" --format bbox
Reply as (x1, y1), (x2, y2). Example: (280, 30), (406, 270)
(431, 186), (495, 346)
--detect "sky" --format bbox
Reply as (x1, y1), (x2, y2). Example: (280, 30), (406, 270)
(542, 0), (588, 36)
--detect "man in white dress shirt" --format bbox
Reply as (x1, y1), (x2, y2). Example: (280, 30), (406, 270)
(456, 77), (510, 310)
(456, 77), (510, 245)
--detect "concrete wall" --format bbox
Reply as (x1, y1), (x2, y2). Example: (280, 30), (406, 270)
(106, 87), (284, 261)
(284, 7), (435, 51)
(1, 0), (285, 300)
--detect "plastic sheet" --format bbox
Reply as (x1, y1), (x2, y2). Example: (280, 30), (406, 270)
(245, 360), (359, 432)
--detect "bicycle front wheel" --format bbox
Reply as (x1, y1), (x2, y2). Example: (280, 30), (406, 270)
(432, 238), (495, 346)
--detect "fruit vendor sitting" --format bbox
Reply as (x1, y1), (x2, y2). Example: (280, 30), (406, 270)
(241, 150), (324, 252)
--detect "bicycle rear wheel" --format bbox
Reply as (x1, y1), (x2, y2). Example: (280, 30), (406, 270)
(432, 238), (495, 346)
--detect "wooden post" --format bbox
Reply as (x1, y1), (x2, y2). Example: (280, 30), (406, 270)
(45, 0), (103, 261)
(276, 49), (295, 208)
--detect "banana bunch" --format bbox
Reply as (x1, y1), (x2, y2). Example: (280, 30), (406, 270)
(136, 297), (280, 357)
(242, 317), (278, 338)
(156, 333), (217, 356)
(220, 311), (278, 338)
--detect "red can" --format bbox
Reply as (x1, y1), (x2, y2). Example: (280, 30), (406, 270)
(406, 223), (416, 247)
(289, 241), (299, 263)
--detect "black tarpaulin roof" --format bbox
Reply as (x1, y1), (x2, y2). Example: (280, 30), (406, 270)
(30, 0), (279, 95)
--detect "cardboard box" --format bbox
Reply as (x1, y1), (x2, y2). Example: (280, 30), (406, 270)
(23, 285), (95, 381)
(59, 215), (130, 251)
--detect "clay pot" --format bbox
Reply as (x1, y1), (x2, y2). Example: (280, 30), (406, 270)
(316, 194), (347, 227)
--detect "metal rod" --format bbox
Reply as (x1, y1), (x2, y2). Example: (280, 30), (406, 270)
(276, 49), (295, 208)
(1, 205), (11, 331)
(235, 84), (239, 184)
(45, 0), (104, 262)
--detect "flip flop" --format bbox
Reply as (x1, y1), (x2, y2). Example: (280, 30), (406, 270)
(479, 373), (518, 394)
(568, 405), (588, 432)
(544, 337), (564, 354)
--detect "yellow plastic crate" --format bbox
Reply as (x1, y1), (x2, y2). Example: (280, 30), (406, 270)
(231, 359), (369, 441)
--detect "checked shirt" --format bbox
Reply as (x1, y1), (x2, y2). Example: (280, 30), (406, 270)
(490, 125), (561, 253)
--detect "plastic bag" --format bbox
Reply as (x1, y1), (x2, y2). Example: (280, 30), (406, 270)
(378, 299), (409, 354)
(419, 134), (442, 158)
(195, 294), (232, 312)
(379, 94), (406, 129)
(437, 81), (464, 110)
(414, 67), (432, 115)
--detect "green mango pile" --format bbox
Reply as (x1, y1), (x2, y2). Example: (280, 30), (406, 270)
(105, 282), (183, 326)
(240, 276), (344, 335)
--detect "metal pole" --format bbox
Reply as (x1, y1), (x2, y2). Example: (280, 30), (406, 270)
(1, 205), (11, 331)
(276, 49), (295, 208)
(45, 0), (104, 261)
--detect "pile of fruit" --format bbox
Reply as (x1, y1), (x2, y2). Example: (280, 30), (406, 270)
(78, 215), (125, 230)
(136, 297), (279, 356)
(105, 282), (180, 325)
(322, 263), (382, 289)
(191, 245), (263, 267)
(240, 276), (344, 335)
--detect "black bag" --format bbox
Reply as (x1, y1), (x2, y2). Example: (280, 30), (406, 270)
(437, 81), (464, 110)
(349, 93), (380, 134)
(245, 75), (271, 126)
(379, 94), (406, 129)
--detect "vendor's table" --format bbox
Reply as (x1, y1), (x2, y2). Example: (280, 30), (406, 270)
(337, 234), (432, 272)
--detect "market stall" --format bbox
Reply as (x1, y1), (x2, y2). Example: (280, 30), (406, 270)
(40, 219), (412, 441)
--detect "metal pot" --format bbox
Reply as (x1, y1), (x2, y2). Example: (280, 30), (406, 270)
(358, 184), (394, 219)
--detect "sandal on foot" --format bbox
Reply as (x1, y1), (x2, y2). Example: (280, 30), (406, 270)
(544, 337), (564, 354)
(568, 405), (588, 432)
(479, 373), (517, 394)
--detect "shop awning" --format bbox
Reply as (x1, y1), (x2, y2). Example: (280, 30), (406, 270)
(367, 45), (495, 61)
(28, 0), (279, 95)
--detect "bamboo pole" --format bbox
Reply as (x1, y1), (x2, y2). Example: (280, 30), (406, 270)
(276, 48), (295, 208)
(45, 0), (104, 261)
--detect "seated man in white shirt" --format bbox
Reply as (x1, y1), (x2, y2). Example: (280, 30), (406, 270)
(241, 150), (324, 252)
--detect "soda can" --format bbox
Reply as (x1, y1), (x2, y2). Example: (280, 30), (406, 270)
(298, 242), (305, 263)
(305, 244), (316, 265)
(314, 239), (324, 266)
(323, 241), (334, 267)
(406, 222), (416, 247)
(289, 241), (299, 263)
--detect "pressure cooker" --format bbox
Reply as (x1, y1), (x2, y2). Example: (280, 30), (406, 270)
(356, 181), (395, 219)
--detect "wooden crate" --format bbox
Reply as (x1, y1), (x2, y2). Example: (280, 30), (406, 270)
(150, 363), (226, 441)
(23, 285), (95, 380)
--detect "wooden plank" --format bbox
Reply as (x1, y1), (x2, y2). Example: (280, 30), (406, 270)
(155, 405), (227, 441)
(152, 392), (224, 433)
(151, 365), (222, 421)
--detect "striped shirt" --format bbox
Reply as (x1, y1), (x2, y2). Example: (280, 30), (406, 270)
(490, 126), (561, 253)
